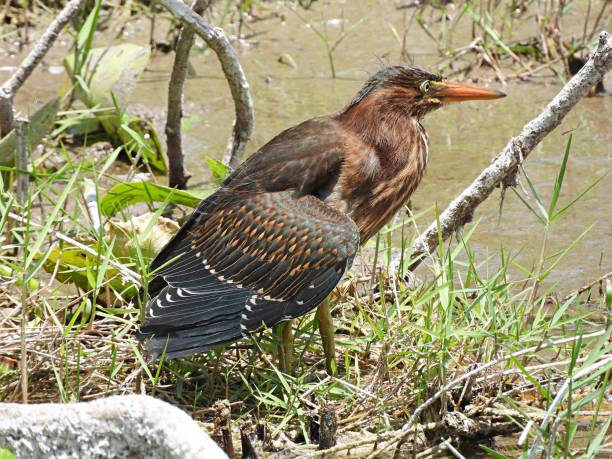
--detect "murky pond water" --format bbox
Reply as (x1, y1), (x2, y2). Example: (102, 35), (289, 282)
(4, 1), (610, 290)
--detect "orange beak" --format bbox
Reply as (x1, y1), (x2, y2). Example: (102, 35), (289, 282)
(434, 81), (506, 103)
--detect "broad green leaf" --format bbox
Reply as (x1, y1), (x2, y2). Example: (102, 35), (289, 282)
(205, 156), (230, 185)
(36, 247), (136, 298)
(100, 181), (207, 216)
(64, 44), (166, 172)
(0, 449), (16, 459)
(64, 44), (150, 111)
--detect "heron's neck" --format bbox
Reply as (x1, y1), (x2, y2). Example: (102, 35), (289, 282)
(335, 90), (422, 167)
(330, 95), (430, 242)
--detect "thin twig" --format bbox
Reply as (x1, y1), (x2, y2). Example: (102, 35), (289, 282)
(561, 270), (612, 301)
(0, 0), (85, 136)
(165, 0), (210, 189)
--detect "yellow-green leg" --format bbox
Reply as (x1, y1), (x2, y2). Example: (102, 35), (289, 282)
(273, 320), (293, 374)
(317, 299), (337, 375)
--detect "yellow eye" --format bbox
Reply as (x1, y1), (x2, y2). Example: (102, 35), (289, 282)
(420, 80), (431, 94)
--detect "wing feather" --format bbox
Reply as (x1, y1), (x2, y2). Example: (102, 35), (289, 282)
(140, 191), (358, 358)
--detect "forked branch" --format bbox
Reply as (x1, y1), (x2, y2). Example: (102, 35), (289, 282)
(160, 0), (254, 170)
(165, 0), (211, 189)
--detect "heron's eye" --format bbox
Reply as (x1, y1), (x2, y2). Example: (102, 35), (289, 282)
(420, 80), (431, 94)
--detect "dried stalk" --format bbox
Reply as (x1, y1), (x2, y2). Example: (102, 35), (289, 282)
(160, 0), (254, 170)
(409, 31), (612, 270)
(365, 329), (607, 458)
(6, 211), (141, 286)
(82, 178), (101, 234)
(15, 119), (28, 404)
(0, 0), (85, 136)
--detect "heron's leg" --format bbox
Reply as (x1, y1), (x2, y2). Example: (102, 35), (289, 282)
(317, 299), (336, 375)
(273, 321), (293, 374)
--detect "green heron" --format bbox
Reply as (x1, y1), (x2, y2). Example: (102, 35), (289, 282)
(140, 66), (505, 359)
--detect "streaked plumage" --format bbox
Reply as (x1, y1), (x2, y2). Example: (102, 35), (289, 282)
(140, 66), (505, 358)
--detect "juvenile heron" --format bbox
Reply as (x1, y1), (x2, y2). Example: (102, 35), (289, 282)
(140, 66), (505, 359)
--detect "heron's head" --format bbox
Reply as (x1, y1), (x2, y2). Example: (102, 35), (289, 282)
(346, 66), (506, 119)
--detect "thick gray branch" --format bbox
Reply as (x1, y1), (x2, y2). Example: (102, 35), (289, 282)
(0, 0), (86, 136)
(410, 32), (612, 266)
(160, 0), (254, 170)
(0, 395), (227, 459)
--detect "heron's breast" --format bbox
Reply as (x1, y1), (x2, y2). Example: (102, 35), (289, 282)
(349, 125), (429, 242)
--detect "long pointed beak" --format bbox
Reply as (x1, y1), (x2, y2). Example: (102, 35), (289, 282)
(434, 81), (506, 103)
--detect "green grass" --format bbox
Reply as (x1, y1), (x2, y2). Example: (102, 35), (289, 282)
(0, 127), (609, 457)
(0, 1), (610, 457)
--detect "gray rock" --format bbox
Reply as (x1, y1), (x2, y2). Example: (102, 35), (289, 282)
(0, 394), (228, 459)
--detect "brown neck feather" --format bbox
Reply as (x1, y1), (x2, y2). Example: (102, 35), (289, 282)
(329, 88), (430, 241)
(335, 88), (419, 166)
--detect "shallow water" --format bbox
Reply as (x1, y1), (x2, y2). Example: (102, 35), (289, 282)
(3, 1), (611, 290)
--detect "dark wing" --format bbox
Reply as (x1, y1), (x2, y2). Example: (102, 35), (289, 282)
(225, 117), (347, 197)
(146, 116), (348, 281)
(140, 191), (359, 358)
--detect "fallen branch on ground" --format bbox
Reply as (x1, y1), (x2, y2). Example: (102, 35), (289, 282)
(410, 31), (612, 269)
(160, 0), (254, 170)
(307, 408), (539, 458)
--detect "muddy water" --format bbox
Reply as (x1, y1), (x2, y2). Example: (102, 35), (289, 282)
(4, 1), (611, 290)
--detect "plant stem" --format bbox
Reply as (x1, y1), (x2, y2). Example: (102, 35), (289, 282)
(274, 321), (293, 374)
(317, 299), (336, 375)
(525, 223), (550, 312)
(16, 119), (29, 403)
(326, 46), (336, 79)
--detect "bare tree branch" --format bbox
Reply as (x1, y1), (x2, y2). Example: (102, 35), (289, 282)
(160, 0), (254, 171)
(0, 395), (227, 458)
(0, 0), (86, 136)
(409, 32), (612, 270)
(165, 0), (212, 189)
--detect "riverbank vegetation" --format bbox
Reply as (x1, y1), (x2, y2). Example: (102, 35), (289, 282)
(1, 1), (610, 458)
